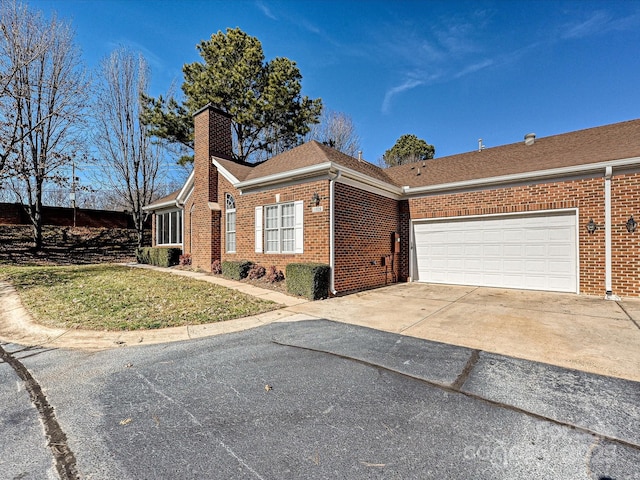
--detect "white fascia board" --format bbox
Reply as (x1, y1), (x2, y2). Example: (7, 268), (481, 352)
(236, 162), (333, 190)
(176, 170), (195, 205)
(235, 161), (404, 199)
(212, 157), (240, 185)
(142, 199), (180, 211)
(337, 165), (404, 199)
(402, 156), (640, 196)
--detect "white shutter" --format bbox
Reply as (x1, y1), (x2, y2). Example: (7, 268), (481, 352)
(255, 206), (263, 253)
(294, 200), (304, 253)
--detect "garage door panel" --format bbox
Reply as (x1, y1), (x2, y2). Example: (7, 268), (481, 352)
(525, 230), (547, 241)
(549, 228), (572, 241)
(503, 245), (522, 257)
(503, 259), (523, 273)
(483, 244), (502, 256)
(482, 230), (503, 242)
(549, 261), (573, 274)
(483, 259), (502, 272)
(504, 230), (525, 242)
(413, 212), (577, 293)
(524, 259), (546, 273)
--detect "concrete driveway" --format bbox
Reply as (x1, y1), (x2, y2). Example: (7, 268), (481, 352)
(288, 283), (640, 382)
(2, 266), (639, 382)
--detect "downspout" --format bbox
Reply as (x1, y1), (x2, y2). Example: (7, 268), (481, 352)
(329, 170), (342, 295)
(604, 166), (619, 300)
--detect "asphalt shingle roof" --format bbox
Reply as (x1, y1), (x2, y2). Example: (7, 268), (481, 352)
(144, 190), (179, 209)
(385, 118), (640, 188)
(239, 140), (394, 185)
(151, 118), (640, 208)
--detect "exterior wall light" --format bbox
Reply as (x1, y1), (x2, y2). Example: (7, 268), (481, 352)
(626, 215), (637, 233)
(586, 218), (597, 234)
(311, 192), (321, 206)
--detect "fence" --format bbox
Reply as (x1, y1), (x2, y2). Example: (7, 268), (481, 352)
(0, 202), (150, 229)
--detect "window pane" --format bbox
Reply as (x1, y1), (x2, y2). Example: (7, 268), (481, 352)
(161, 213), (170, 244)
(170, 211), (177, 244)
(281, 203), (294, 228)
(282, 228), (295, 252)
(156, 215), (162, 244)
(177, 211), (183, 243)
(226, 232), (236, 252)
(265, 206), (278, 229)
(266, 229), (279, 253)
(226, 211), (236, 253)
(227, 211), (236, 232)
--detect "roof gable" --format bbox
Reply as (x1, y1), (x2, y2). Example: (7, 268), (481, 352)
(241, 140), (393, 185)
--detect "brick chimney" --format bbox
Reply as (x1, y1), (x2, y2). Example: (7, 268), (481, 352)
(189, 105), (233, 271)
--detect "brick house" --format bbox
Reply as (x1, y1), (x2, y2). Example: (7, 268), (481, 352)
(144, 105), (640, 298)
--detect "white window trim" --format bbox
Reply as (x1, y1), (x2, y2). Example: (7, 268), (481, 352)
(156, 209), (183, 246)
(255, 200), (303, 254)
(225, 194), (236, 253)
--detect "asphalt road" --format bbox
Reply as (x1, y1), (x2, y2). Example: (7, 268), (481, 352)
(1, 319), (639, 479)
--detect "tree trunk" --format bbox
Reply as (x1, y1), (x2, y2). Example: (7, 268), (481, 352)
(31, 201), (43, 250)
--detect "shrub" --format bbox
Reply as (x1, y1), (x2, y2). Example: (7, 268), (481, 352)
(211, 259), (222, 274)
(266, 265), (284, 283)
(286, 263), (330, 300)
(247, 264), (266, 280)
(135, 247), (150, 264)
(179, 253), (192, 266)
(135, 247), (181, 267)
(221, 260), (253, 280)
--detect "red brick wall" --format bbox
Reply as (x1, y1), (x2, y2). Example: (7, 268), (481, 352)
(220, 178), (331, 273)
(398, 199), (411, 283)
(407, 177), (606, 295)
(611, 172), (640, 296)
(334, 183), (402, 294)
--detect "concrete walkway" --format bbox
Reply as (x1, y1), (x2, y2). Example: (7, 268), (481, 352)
(2, 263), (640, 382)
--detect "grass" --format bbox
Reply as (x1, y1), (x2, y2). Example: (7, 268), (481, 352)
(0, 264), (280, 331)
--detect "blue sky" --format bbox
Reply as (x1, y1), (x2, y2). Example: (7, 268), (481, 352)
(32, 0), (640, 164)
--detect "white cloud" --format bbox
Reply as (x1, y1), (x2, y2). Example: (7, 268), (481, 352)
(255, 1), (277, 20)
(382, 78), (425, 114)
(453, 59), (494, 79)
(562, 11), (612, 39)
(562, 9), (640, 39)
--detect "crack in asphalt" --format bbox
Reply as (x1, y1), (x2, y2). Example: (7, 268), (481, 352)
(0, 343), (80, 480)
(451, 349), (480, 390)
(271, 339), (640, 454)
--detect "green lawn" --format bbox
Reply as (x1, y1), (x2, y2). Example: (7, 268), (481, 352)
(0, 264), (280, 331)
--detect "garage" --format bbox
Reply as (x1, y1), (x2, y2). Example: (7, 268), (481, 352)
(412, 211), (578, 293)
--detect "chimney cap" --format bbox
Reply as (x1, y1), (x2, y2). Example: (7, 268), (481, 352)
(193, 103), (232, 119)
(524, 132), (536, 145)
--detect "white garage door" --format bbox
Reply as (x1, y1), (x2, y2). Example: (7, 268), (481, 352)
(412, 211), (577, 293)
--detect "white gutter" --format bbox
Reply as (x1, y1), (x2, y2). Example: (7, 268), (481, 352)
(334, 165), (403, 197)
(329, 170), (342, 295)
(235, 161), (403, 198)
(142, 199), (179, 211)
(604, 166), (618, 299)
(403, 156), (640, 196)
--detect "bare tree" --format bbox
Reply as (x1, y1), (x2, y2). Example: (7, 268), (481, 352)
(309, 109), (361, 158)
(93, 47), (163, 247)
(0, 1), (45, 176)
(0, 0), (88, 249)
